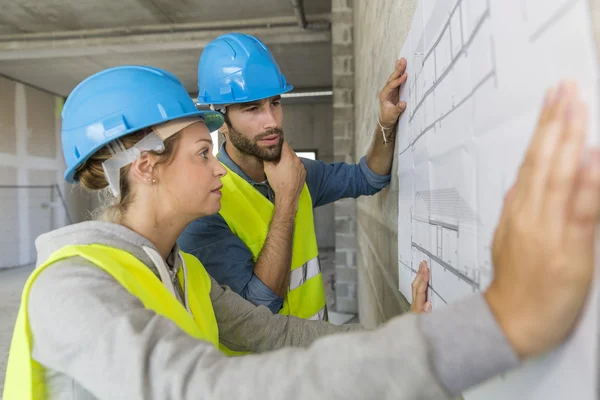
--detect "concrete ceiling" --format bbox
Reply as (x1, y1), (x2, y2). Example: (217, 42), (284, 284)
(0, 0), (333, 97)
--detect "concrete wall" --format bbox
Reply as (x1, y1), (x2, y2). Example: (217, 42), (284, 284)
(352, 1), (417, 327)
(331, 0), (359, 314)
(0, 75), (92, 268)
(282, 100), (335, 249)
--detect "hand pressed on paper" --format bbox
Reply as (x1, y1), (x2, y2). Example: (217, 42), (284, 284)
(410, 261), (432, 313)
(378, 58), (408, 129)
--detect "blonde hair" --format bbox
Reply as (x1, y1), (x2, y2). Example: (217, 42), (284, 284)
(75, 128), (181, 222)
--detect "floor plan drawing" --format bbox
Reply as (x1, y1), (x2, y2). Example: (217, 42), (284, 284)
(405, 188), (482, 309)
(397, 0), (598, 398)
(400, 0), (495, 158)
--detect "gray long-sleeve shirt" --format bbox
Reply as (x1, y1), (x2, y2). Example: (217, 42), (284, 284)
(25, 221), (519, 399)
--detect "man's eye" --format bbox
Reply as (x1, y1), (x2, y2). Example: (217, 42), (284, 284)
(271, 101), (281, 107)
(246, 107), (258, 112)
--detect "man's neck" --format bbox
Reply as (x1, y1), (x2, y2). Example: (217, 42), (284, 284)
(225, 141), (267, 182)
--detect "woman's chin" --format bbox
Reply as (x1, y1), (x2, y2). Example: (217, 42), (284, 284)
(187, 199), (222, 220)
(206, 200), (222, 216)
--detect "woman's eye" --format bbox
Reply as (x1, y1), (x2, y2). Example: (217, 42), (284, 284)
(199, 150), (209, 159)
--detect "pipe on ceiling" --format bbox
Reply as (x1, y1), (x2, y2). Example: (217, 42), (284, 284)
(290, 0), (330, 30)
(291, 0), (308, 28)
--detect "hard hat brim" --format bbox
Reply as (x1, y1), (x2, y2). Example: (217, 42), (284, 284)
(197, 84), (294, 107)
(63, 109), (224, 184)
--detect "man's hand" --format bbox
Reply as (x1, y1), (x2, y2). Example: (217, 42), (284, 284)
(365, 58), (409, 175)
(411, 261), (432, 313)
(256, 142), (306, 297)
(485, 81), (600, 359)
(264, 142), (306, 207)
(378, 58), (408, 128)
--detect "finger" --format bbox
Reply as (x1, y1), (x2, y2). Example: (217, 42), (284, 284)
(413, 263), (429, 304)
(413, 278), (428, 312)
(566, 149), (600, 249)
(386, 58), (407, 84)
(543, 95), (588, 235)
(397, 101), (407, 112)
(562, 151), (600, 303)
(518, 81), (575, 216)
(521, 85), (560, 164)
(387, 73), (408, 91)
(411, 262), (425, 304)
(514, 86), (559, 198)
(422, 263), (430, 284)
(411, 271), (420, 305)
(421, 264), (430, 299)
(424, 302), (432, 312)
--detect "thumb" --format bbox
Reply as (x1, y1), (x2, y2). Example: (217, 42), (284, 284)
(424, 302), (432, 312)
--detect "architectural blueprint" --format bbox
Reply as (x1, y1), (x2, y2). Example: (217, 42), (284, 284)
(396, 0), (599, 398)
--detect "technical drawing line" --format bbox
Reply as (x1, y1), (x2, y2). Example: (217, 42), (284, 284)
(490, 36), (498, 88)
(410, 5), (491, 122)
(429, 219), (459, 231)
(412, 242), (478, 288)
(449, 18), (454, 60)
(399, 259), (413, 270)
(417, 188), (478, 222)
(530, 0), (580, 42)
(459, 1), (464, 48)
(411, 215), (429, 224)
(429, 284), (448, 304)
(411, 214), (459, 231)
(423, 0), (463, 64)
(399, 70), (495, 157)
(405, 265), (418, 274)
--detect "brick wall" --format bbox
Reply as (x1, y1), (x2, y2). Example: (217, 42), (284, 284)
(332, 0), (358, 313)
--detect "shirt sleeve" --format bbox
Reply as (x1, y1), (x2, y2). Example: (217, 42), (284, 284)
(178, 215), (284, 313)
(27, 260), (517, 400)
(302, 156), (392, 208)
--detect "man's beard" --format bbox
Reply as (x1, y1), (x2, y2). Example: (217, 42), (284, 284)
(227, 124), (284, 162)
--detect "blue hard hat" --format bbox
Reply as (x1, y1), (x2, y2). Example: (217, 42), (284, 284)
(61, 65), (224, 183)
(197, 33), (293, 106)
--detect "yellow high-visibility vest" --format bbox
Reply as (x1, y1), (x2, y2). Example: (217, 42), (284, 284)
(3, 244), (221, 400)
(219, 164), (327, 321)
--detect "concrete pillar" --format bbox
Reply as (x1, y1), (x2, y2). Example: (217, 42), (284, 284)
(332, 0), (358, 313)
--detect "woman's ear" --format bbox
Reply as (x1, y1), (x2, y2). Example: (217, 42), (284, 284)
(129, 152), (158, 185)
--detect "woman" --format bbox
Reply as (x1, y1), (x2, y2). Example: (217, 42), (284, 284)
(3, 67), (596, 400)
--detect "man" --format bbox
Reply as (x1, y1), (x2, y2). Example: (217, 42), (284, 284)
(179, 33), (408, 320)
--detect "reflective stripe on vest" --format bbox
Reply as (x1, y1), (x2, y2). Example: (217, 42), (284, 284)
(3, 244), (220, 400)
(309, 305), (328, 321)
(289, 257), (322, 291)
(218, 163), (327, 321)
